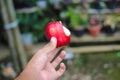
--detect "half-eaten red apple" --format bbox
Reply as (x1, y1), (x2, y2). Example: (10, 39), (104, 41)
(45, 21), (71, 47)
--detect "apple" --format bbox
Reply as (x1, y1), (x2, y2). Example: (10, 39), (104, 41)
(45, 21), (71, 47)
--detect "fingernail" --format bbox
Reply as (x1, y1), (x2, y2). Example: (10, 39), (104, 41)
(50, 37), (57, 43)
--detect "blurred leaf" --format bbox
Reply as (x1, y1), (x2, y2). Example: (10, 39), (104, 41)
(107, 69), (113, 75)
(34, 24), (40, 30)
(116, 52), (120, 57)
(91, 69), (97, 75)
(33, 35), (38, 42)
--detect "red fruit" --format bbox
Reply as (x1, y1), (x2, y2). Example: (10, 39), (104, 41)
(45, 21), (71, 47)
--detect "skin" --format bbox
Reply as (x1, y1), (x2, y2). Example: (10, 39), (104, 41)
(15, 37), (66, 80)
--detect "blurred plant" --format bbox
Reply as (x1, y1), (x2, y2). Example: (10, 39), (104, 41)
(16, 0), (62, 42)
(17, 11), (50, 42)
(103, 13), (120, 35)
(33, 17), (50, 42)
(116, 52), (120, 58)
(65, 6), (89, 28)
(88, 15), (102, 37)
(91, 69), (98, 75)
(103, 14), (116, 30)
(107, 68), (113, 75)
(73, 54), (83, 68)
(68, 7), (82, 28)
(62, 6), (89, 37)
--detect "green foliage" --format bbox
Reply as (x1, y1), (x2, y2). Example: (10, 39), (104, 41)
(73, 55), (83, 68)
(104, 13), (120, 29)
(33, 18), (50, 42)
(91, 68), (98, 75)
(17, 10), (50, 42)
(17, 1), (60, 42)
(65, 6), (89, 28)
(66, 6), (83, 27)
(116, 52), (120, 58)
(107, 68), (113, 75)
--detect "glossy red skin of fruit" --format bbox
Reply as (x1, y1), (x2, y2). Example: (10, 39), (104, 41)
(46, 21), (70, 47)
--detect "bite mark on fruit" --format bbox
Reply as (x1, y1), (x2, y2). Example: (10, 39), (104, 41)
(63, 26), (71, 36)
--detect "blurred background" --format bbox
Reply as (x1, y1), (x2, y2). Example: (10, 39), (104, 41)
(0, 0), (120, 80)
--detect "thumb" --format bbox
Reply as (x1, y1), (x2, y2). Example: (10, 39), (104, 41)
(42, 37), (57, 55)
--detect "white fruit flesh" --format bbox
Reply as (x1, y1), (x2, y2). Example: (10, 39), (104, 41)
(63, 26), (71, 36)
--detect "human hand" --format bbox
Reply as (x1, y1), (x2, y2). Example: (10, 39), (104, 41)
(15, 37), (66, 80)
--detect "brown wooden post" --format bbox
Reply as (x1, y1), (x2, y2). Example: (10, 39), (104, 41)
(0, 0), (20, 72)
(5, 0), (28, 69)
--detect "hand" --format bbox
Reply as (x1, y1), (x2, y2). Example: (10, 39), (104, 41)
(15, 37), (66, 80)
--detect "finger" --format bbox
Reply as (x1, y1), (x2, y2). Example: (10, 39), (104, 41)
(48, 47), (62, 62)
(37, 37), (57, 55)
(57, 62), (66, 77)
(52, 51), (66, 68)
(29, 37), (57, 69)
